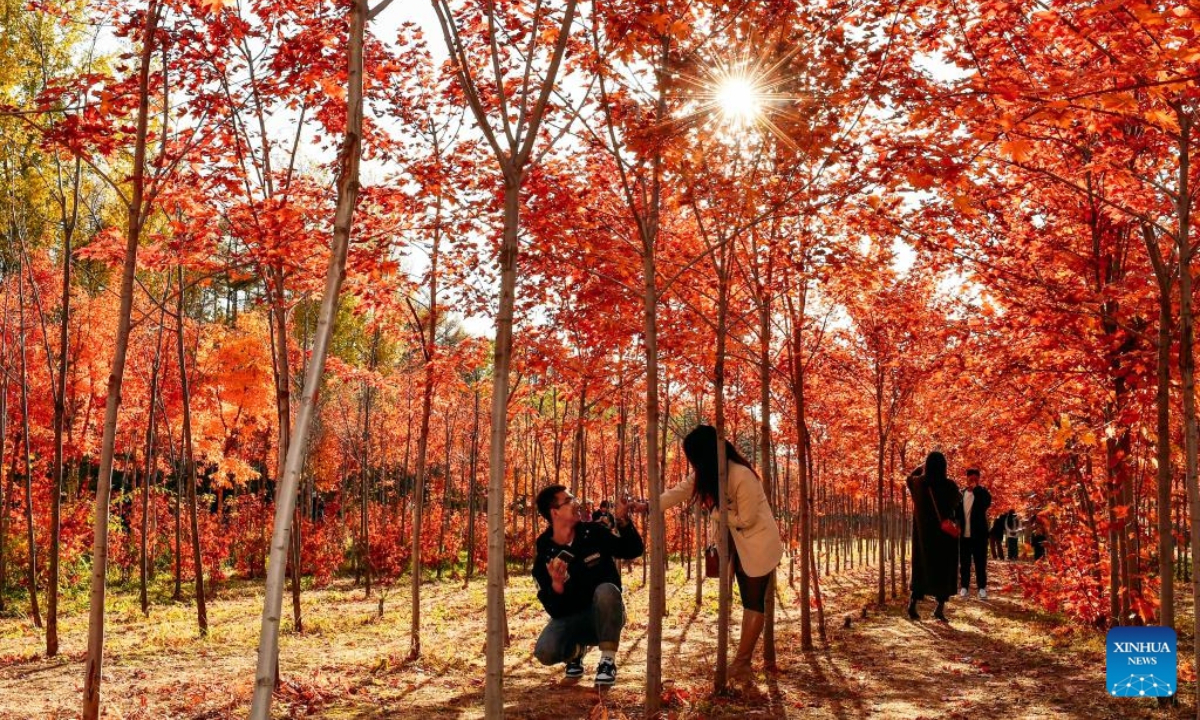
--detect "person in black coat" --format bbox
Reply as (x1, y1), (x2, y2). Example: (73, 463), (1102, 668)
(989, 514), (1005, 560)
(532, 485), (644, 686)
(906, 451), (961, 622)
(958, 468), (992, 599)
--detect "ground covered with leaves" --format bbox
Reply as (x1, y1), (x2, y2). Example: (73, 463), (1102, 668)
(0, 560), (1190, 718)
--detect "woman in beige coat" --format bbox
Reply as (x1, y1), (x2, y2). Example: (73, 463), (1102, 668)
(661, 425), (784, 684)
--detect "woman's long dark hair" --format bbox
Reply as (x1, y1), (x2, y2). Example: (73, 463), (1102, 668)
(923, 450), (947, 485)
(683, 425), (756, 509)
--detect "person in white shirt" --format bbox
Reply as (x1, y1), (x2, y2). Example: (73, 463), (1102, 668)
(957, 469), (992, 599)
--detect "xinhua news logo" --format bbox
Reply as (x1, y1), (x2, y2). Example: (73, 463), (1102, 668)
(1106, 626), (1176, 698)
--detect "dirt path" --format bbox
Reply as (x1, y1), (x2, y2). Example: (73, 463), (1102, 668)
(0, 560), (1190, 718)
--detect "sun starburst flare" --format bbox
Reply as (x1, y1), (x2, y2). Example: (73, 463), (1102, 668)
(715, 74), (764, 126)
(668, 41), (808, 150)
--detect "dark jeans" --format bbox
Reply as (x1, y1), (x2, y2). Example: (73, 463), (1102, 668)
(534, 583), (625, 665)
(989, 535), (1003, 560)
(959, 535), (988, 590)
(1006, 536), (1018, 560)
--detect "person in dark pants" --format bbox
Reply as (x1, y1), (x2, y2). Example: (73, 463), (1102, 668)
(532, 485), (644, 686)
(957, 468), (992, 599)
(1030, 514), (1047, 561)
(906, 451), (961, 622)
(989, 513), (1005, 560)
(1004, 509), (1023, 560)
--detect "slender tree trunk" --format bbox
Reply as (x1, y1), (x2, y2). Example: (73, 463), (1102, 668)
(82, 4), (161, 715)
(901, 478), (908, 593)
(713, 250), (732, 693)
(616, 386), (627, 500)
(428, 0), (578, 709)
(1168, 112), (1199, 715)
(757, 273), (777, 668)
(411, 226), (439, 659)
(569, 384), (585, 495)
(437, 416), (451, 580)
(875, 372), (886, 606)
(46, 164), (77, 656)
(249, 0), (363, 711)
(478, 174), (523, 714)
(1143, 223), (1175, 630)
(809, 537), (827, 644)
(641, 238), (665, 711)
(1072, 456), (1106, 595)
(466, 384), (480, 585)
(550, 389), (563, 487)
(360, 328), (378, 597)
(1106, 458), (1121, 622)
(140, 296), (166, 616)
(266, 267), (300, 633)
(17, 265), (42, 629)
(354, 386), (366, 585)
(888, 442), (897, 598)
(289, 500), (302, 633)
(402, 391), (413, 482)
(0, 295), (9, 612)
(786, 272), (813, 650)
(173, 452), (182, 601)
(177, 266), (207, 635)
(638, 60), (667, 706)
(1118, 429), (1137, 618)
(1180, 471), (1191, 585)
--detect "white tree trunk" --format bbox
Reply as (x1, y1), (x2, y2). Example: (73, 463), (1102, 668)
(249, 0), (364, 712)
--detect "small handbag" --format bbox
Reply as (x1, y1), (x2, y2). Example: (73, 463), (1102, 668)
(928, 486), (961, 539)
(705, 545), (720, 578)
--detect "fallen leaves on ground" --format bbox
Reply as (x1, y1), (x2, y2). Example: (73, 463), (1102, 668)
(0, 562), (1194, 718)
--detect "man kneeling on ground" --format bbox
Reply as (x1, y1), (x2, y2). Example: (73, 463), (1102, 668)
(533, 485), (645, 686)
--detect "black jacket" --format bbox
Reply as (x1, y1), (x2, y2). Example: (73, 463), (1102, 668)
(533, 520), (644, 618)
(960, 485), (992, 540)
(990, 515), (1005, 539)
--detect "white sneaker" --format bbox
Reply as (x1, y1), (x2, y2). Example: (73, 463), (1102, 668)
(958, 588), (969, 599)
(978, 588), (988, 600)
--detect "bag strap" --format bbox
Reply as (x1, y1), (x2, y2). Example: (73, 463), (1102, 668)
(927, 485), (945, 524)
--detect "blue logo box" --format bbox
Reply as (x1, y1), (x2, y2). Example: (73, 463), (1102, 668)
(1107, 626), (1176, 698)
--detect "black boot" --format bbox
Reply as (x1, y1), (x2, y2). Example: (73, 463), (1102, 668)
(907, 598), (920, 620)
(933, 601), (948, 622)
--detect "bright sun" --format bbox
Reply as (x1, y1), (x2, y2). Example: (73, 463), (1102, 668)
(715, 75), (762, 124)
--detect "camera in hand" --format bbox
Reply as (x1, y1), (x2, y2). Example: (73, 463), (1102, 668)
(624, 495), (650, 513)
